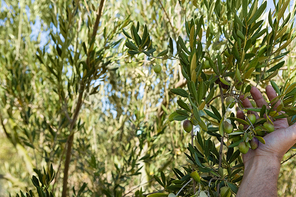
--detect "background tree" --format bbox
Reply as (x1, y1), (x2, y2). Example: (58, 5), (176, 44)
(0, 0), (295, 196)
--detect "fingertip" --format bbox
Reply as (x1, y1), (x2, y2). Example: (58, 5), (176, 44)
(250, 86), (258, 94)
(266, 85), (280, 109)
(266, 85), (275, 93)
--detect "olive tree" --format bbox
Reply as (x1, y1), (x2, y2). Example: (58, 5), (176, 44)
(1, 0), (296, 196)
(124, 0), (296, 196)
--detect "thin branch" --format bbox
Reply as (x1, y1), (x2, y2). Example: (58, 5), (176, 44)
(61, 0), (105, 196)
(176, 179), (192, 196)
(83, 0), (91, 16)
(157, 0), (177, 39)
(16, 0), (23, 60)
(62, 99), (73, 122)
(92, 0), (105, 40)
(281, 152), (296, 164)
(0, 114), (11, 141)
(217, 85), (224, 196)
(191, 127), (196, 194)
(123, 181), (150, 197)
(61, 82), (86, 197)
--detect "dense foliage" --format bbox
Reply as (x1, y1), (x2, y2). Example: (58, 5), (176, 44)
(0, 0), (296, 196)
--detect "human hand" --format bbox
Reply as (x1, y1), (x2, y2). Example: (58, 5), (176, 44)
(237, 85), (296, 164)
(236, 85), (296, 197)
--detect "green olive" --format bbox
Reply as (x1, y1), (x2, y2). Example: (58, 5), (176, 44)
(238, 142), (249, 154)
(239, 124), (244, 130)
(255, 126), (265, 136)
(183, 120), (193, 133)
(223, 121), (233, 134)
(250, 100), (257, 108)
(247, 114), (256, 125)
(263, 122), (275, 133)
(153, 65), (161, 73)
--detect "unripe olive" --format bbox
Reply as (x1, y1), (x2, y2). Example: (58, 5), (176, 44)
(183, 120), (193, 133)
(255, 126), (265, 136)
(239, 124), (244, 130)
(247, 114), (256, 124)
(226, 97), (235, 108)
(190, 170), (200, 183)
(223, 121), (233, 134)
(263, 122), (275, 133)
(250, 137), (259, 150)
(238, 142), (249, 154)
(250, 100), (257, 108)
(153, 65), (161, 73)
(220, 186), (231, 197)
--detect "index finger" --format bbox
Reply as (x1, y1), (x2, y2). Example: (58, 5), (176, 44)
(266, 85), (281, 110)
(250, 86), (268, 108)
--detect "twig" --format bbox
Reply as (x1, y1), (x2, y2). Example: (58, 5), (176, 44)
(191, 126), (196, 194)
(0, 114), (11, 140)
(62, 99), (73, 122)
(83, 0), (91, 16)
(157, 0), (177, 39)
(281, 152), (296, 164)
(16, 0), (23, 60)
(91, 0), (105, 40)
(123, 181), (150, 197)
(61, 0), (105, 196)
(62, 82), (86, 197)
(176, 179), (192, 196)
(217, 85), (224, 196)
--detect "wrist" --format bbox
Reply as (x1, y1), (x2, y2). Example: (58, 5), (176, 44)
(237, 155), (281, 197)
(244, 155), (281, 173)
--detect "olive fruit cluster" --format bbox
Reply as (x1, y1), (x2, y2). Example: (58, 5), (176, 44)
(238, 138), (259, 154)
(224, 111), (275, 154)
(246, 114), (275, 136)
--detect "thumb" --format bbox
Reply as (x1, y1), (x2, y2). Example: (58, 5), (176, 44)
(282, 123), (296, 151)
